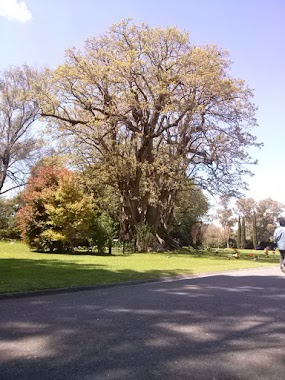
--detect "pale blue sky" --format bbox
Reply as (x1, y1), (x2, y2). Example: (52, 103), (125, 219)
(1, 0), (284, 204)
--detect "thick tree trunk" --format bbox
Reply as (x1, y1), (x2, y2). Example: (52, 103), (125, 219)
(119, 197), (180, 251)
(156, 225), (180, 250)
(118, 131), (183, 250)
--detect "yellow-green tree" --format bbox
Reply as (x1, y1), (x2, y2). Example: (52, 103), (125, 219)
(43, 174), (95, 250)
(37, 20), (260, 249)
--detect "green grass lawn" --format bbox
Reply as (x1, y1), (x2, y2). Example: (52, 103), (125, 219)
(0, 241), (280, 294)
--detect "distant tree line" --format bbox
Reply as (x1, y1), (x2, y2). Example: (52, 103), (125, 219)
(203, 197), (284, 249)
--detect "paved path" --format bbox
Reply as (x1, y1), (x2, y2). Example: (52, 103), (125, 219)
(0, 267), (285, 379)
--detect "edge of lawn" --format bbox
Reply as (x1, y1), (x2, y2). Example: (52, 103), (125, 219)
(0, 265), (274, 300)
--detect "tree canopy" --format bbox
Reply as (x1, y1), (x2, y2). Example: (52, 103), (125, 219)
(34, 20), (260, 248)
(0, 65), (40, 195)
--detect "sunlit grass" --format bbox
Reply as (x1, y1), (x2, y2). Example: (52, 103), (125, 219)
(0, 241), (279, 294)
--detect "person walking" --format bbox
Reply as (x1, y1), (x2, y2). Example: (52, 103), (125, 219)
(273, 217), (285, 273)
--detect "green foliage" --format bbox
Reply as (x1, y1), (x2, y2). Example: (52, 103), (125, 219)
(17, 159), (121, 253)
(90, 213), (118, 254)
(135, 223), (156, 252)
(0, 196), (21, 239)
(170, 184), (209, 246)
(80, 165), (121, 251)
(43, 174), (95, 250)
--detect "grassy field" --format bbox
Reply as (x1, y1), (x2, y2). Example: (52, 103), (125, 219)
(0, 241), (280, 294)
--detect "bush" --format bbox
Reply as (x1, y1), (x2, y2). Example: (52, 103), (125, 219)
(135, 223), (156, 252)
(90, 213), (118, 254)
(0, 197), (21, 240)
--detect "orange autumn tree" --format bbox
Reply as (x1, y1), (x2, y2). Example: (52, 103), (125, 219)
(18, 159), (95, 252)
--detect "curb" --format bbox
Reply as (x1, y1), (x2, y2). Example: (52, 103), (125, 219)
(0, 266), (276, 300)
(0, 274), (193, 300)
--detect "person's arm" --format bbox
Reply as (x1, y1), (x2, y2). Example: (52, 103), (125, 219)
(274, 229), (282, 243)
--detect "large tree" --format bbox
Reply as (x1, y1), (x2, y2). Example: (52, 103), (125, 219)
(37, 20), (260, 249)
(0, 66), (40, 195)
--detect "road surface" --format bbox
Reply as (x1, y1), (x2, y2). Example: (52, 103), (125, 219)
(0, 267), (285, 379)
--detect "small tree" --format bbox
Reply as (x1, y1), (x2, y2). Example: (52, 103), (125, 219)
(236, 198), (256, 241)
(135, 223), (156, 252)
(237, 217), (241, 249)
(241, 216), (246, 249)
(252, 211), (257, 249)
(43, 173), (95, 251)
(0, 196), (21, 239)
(17, 160), (69, 251)
(91, 213), (117, 254)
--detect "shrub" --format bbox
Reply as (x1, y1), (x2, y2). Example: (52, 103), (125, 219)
(135, 223), (156, 252)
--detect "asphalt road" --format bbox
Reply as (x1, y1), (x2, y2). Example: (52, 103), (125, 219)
(0, 267), (285, 380)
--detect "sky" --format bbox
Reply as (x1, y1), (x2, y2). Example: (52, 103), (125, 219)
(0, 0), (285, 206)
